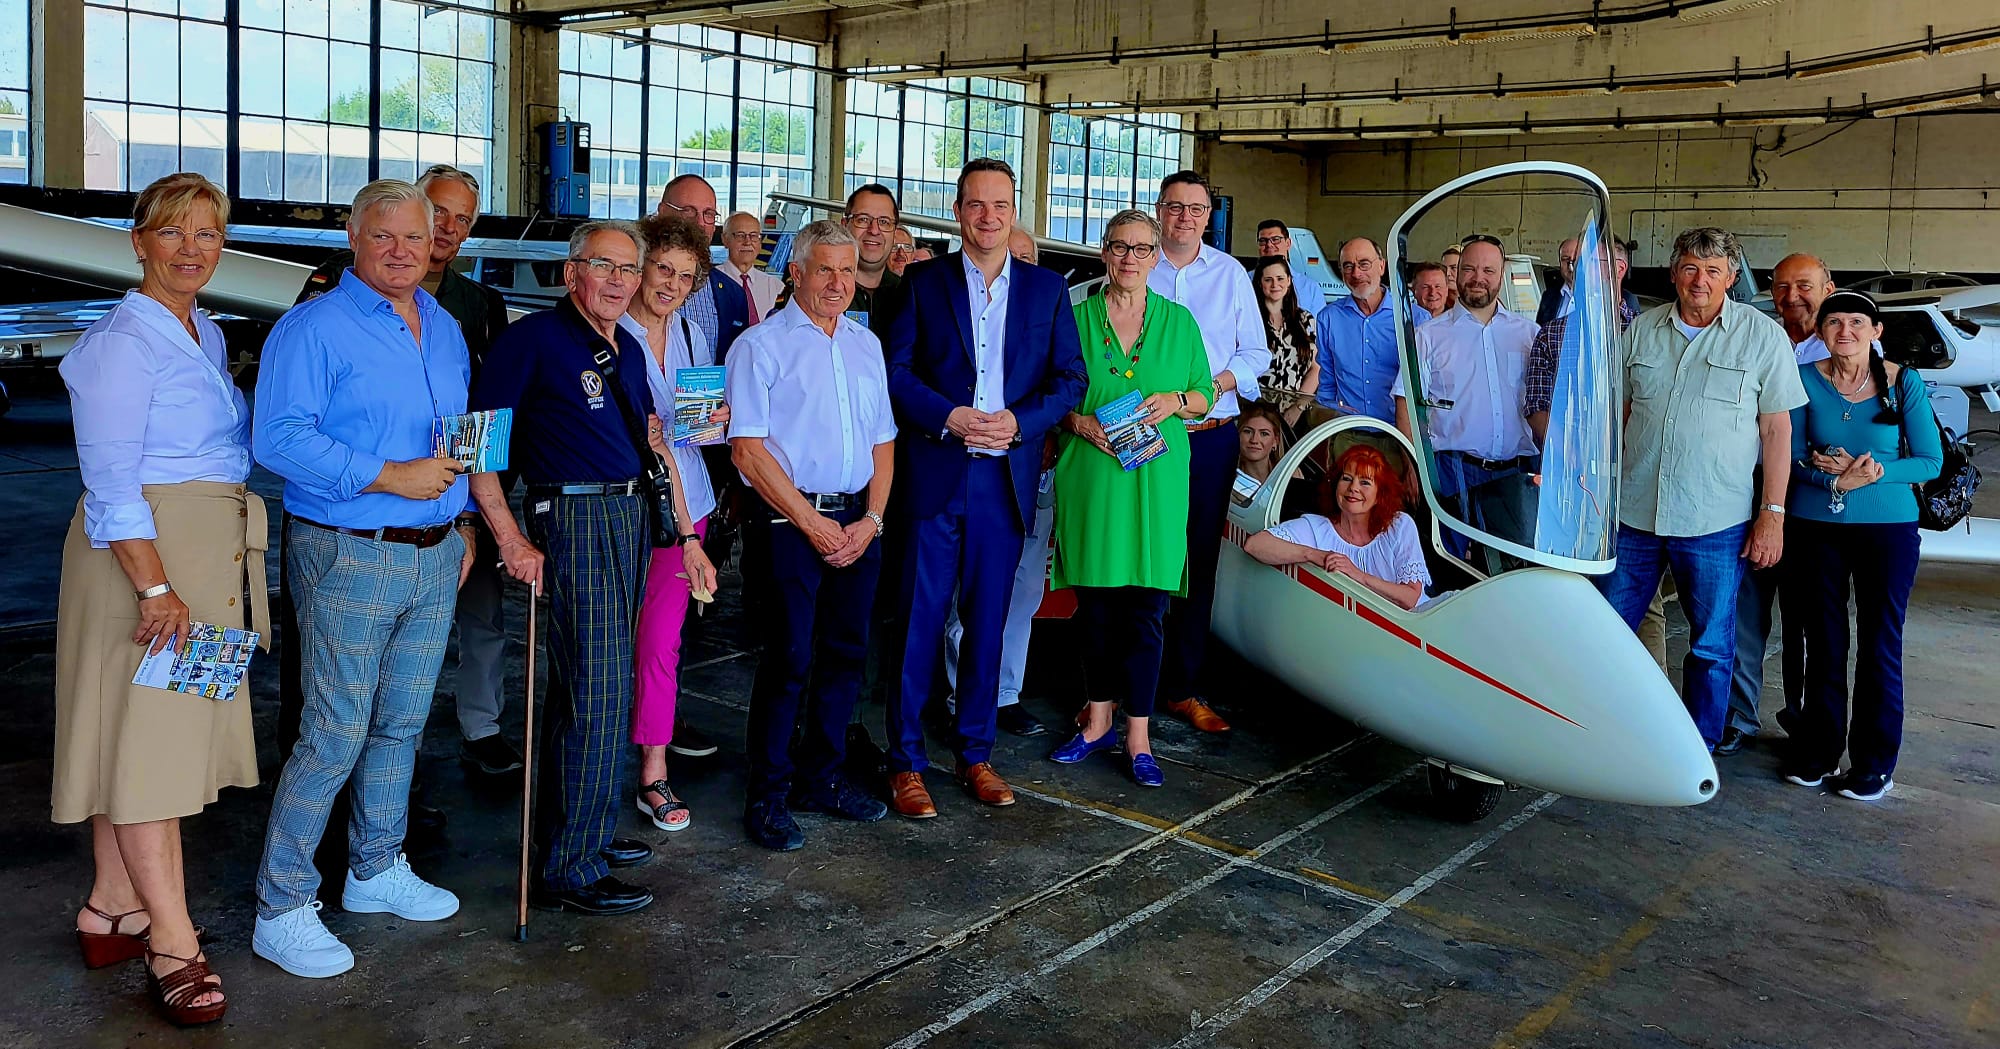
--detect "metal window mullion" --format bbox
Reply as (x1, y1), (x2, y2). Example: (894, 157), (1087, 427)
(726, 31), (741, 213)
(368, 0), (381, 185)
(636, 40), (649, 219)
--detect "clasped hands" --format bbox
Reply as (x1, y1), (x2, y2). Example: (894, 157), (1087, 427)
(1810, 448), (1884, 493)
(947, 406), (1019, 451)
(801, 511), (876, 569)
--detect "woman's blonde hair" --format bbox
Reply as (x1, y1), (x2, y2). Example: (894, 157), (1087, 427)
(132, 172), (231, 235)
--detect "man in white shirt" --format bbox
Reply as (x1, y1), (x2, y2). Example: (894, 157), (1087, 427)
(1256, 219), (1325, 317)
(727, 220), (898, 852)
(718, 211), (783, 324)
(1411, 262), (1451, 326)
(1393, 237), (1540, 571)
(1148, 170), (1271, 735)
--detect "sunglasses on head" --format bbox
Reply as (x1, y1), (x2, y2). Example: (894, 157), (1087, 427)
(1459, 234), (1503, 250)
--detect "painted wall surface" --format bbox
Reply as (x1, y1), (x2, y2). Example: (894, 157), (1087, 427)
(1201, 141), (1312, 257)
(1299, 114), (2000, 274)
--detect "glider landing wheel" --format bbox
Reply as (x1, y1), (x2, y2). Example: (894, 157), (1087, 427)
(1427, 765), (1504, 823)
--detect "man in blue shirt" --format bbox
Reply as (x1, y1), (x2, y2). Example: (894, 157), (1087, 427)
(251, 180), (472, 980)
(1315, 237), (1400, 420)
(471, 220), (715, 913)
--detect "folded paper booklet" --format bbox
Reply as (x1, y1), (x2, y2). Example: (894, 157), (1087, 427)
(433, 409), (512, 473)
(1094, 390), (1167, 472)
(133, 622), (260, 701)
(673, 366), (728, 447)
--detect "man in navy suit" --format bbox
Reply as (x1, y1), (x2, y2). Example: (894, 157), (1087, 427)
(883, 158), (1088, 818)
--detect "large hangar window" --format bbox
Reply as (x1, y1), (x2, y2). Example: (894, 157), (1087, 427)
(0, 0), (25, 185)
(1046, 112), (1187, 244)
(843, 76), (1025, 220)
(559, 25), (816, 220)
(83, 0), (228, 192)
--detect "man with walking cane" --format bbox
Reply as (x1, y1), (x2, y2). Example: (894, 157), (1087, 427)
(470, 220), (716, 915)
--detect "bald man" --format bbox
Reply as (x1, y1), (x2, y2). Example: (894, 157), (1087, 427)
(1007, 228), (1038, 267)
(1723, 251), (1835, 754)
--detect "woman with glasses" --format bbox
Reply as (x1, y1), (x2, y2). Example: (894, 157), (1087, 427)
(1252, 256), (1320, 432)
(1048, 209), (1214, 788)
(1780, 291), (1942, 801)
(622, 215), (724, 833)
(53, 173), (254, 1025)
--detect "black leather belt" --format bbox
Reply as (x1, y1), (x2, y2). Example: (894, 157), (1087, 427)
(798, 490), (860, 511)
(292, 515), (455, 549)
(527, 480), (643, 497)
(1445, 451), (1528, 472)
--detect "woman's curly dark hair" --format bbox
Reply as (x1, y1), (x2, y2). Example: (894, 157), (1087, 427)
(636, 214), (712, 285)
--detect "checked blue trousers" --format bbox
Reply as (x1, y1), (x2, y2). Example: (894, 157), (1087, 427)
(528, 492), (648, 891)
(256, 522), (461, 919)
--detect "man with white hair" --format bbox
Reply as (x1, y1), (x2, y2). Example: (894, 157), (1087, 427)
(1599, 227), (1805, 754)
(719, 210), (783, 323)
(252, 179), (473, 978)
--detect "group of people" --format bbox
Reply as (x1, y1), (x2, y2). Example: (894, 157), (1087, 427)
(49, 158), (1943, 1027)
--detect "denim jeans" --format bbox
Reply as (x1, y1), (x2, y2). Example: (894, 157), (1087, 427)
(1596, 522), (1750, 748)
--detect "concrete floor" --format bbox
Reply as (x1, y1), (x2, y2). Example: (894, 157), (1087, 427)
(1, 383), (1996, 1048)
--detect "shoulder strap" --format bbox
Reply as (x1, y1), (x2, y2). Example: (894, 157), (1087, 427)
(589, 338), (663, 471)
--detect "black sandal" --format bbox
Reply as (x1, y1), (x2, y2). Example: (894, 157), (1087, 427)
(634, 779), (692, 833)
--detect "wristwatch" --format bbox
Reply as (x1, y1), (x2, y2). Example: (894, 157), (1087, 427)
(674, 532), (701, 547)
(1176, 391), (1189, 412)
(864, 510), (886, 537)
(1761, 503), (1787, 515)
(136, 581), (174, 601)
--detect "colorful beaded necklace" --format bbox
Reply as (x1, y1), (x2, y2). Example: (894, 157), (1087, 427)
(1102, 316), (1146, 379)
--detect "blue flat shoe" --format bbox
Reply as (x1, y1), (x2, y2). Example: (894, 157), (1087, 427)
(1130, 753), (1164, 788)
(1049, 730), (1120, 764)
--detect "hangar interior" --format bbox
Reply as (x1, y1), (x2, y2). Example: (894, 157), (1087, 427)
(1, 2), (1997, 1048)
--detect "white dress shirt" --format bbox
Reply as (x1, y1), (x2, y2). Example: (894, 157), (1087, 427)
(618, 311), (717, 525)
(1793, 333), (1831, 366)
(1393, 303), (1540, 459)
(726, 301), (898, 495)
(1148, 242), (1270, 420)
(719, 259), (784, 323)
(59, 290), (252, 548)
(964, 252), (1012, 457)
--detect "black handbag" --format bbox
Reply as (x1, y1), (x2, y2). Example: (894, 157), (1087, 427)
(1900, 388), (1981, 531)
(588, 340), (682, 548)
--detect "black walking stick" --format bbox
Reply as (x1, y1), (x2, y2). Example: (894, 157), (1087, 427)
(516, 578), (538, 943)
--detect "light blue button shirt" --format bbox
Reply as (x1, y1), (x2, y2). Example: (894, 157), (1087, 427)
(965, 251), (1012, 457)
(1148, 242), (1268, 420)
(59, 291), (252, 548)
(1315, 291), (1401, 420)
(726, 301), (897, 495)
(1393, 303), (1541, 459)
(253, 269), (470, 529)
(619, 310), (718, 525)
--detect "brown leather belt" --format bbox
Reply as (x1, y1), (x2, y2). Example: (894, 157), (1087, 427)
(1186, 416), (1236, 434)
(292, 515), (456, 549)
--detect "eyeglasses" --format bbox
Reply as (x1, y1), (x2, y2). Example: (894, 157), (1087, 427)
(723, 231), (762, 243)
(1460, 234), (1504, 250)
(845, 214), (899, 232)
(1255, 235), (1288, 247)
(662, 201), (722, 225)
(1159, 202), (1211, 219)
(570, 256), (643, 279)
(1105, 240), (1158, 259)
(153, 227), (224, 249)
(889, 244), (916, 256)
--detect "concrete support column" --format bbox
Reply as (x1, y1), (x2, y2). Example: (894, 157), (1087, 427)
(1016, 84), (1046, 234)
(32, 0), (85, 188)
(506, 22), (564, 216)
(819, 59), (845, 200)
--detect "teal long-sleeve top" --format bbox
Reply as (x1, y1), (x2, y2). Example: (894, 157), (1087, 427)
(1788, 363), (1942, 524)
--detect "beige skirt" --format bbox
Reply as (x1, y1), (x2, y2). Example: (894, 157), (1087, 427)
(51, 480), (271, 825)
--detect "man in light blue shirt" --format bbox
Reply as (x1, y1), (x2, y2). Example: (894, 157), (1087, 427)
(251, 180), (472, 981)
(1256, 219), (1326, 317)
(1315, 237), (1401, 420)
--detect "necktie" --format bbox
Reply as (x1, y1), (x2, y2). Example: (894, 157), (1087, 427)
(741, 272), (759, 326)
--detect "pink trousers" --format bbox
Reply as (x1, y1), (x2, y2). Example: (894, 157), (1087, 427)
(631, 519), (707, 746)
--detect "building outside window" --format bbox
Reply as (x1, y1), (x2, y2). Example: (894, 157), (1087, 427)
(1047, 111), (1187, 245)
(0, 0), (27, 185)
(83, 0), (229, 192)
(844, 76), (1024, 219)
(375, 0), (495, 207)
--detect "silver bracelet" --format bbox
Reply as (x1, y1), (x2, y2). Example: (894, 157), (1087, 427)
(865, 510), (885, 537)
(135, 581), (174, 601)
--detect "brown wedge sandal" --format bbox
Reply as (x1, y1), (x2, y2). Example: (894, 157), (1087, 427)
(76, 902), (150, 969)
(145, 945), (226, 1027)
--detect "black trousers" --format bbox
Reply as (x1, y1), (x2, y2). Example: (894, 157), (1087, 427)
(1077, 586), (1170, 718)
(1783, 518), (1920, 779)
(745, 504), (882, 802)
(1157, 421), (1238, 703)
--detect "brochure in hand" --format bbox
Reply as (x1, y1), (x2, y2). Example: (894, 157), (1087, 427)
(1094, 390), (1168, 472)
(433, 409), (513, 473)
(133, 622), (260, 701)
(673, 366), (729, 447)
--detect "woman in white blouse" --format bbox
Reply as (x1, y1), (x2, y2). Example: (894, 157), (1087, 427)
(1244, 444), (1432, 610)
(53, 173), (254, 1024)
(622, 214), (723, 834)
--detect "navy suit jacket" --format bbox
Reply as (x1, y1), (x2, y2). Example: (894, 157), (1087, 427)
(709, 267), (749, 364)
(887, 252), (1088, 532)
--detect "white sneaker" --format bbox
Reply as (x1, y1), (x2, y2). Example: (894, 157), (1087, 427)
(253, 900), (355, 979)
(343, 853), (460, 921)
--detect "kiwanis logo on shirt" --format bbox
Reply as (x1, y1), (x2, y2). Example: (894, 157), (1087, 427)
(580, 369), (606, 410)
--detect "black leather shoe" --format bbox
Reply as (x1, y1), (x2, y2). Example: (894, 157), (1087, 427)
(600, 838), (654, 869)
(997, 704), (1048, 737)
(792, 778), (889, 823)
(407, 800), (449, 849)
(744, 798), (806, 851)
(667, 721), (719, 758)
(1715, 727), (1750, 756)
(530, 876), (654, 915)
(844, 724), (890, 785)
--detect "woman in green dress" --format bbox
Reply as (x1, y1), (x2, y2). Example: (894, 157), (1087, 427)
(1047, 209), (1215, 788)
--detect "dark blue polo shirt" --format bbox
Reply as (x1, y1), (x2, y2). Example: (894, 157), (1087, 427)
(470, 296), (656, 485)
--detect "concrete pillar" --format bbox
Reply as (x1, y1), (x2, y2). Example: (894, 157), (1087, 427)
(33, 0), (85, 188)
(820, 60), (845, 200)
(506, 22), (563, 216)
(1016, 84), (1046, 235)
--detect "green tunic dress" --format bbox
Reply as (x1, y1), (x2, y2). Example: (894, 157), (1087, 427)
(1051, 290), (1216, 594)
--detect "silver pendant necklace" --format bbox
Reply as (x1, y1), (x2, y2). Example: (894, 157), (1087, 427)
(1836, 369), (1870, 420)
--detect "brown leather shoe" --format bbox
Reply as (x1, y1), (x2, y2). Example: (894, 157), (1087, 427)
(888, 771), (937, 819)
(956, 762), (1017, 807)
(1164, 697), (1232, 734)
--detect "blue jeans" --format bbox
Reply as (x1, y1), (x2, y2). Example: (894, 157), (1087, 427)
(1596, 522), (1749, 748)
(1728, 563), (1805, 737)
(257, 521), (461, 918)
